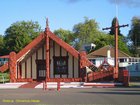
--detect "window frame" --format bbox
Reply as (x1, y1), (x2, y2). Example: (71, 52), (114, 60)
(53, 56), (68, 75)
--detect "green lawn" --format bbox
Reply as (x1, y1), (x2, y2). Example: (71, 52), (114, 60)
(0, 72), (10, 83)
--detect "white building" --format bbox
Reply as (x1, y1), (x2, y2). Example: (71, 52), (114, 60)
(87, 45), (140, 81)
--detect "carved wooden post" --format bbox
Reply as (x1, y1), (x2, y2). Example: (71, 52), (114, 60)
(46, 35), (50, 80)
(102, 18), (128, 80)
(79, 51), (87, 82)
(9, 52), (17, 82)
(123, 70), (129, 87)
(114, 18), (119, 79)
(45, 18), (50, 81)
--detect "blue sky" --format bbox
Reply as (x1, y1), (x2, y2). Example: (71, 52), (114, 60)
(0, 0), (140, 36)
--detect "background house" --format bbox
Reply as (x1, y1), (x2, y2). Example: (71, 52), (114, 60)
(87, 45), (140, 81)
(0, 55), (9, 67)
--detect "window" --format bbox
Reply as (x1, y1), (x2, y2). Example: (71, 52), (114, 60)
(91, 59), (96, 65)
(53, 56), (68, 75)
(120, 59), (124, 62)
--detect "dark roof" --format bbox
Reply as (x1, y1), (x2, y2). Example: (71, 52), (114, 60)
(87, 45), (131, 59)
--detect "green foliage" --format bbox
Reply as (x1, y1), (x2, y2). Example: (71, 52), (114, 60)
(128, 17), (140, 47)
(0, 17), (131, 56)
(70, 17), (130, 54)
(118, 36), (131, 55)
(54, 28), (75, 46)
(128, 17), (140, 57)
(93, 33), (113, 50)
(93, 34), (130, 55)
(73, 17), (100, 50)
(0, 72), (10, 83)
(3, 21), (41, 54)
(0, 35), (4, 55)
(109, 17), (122, 36)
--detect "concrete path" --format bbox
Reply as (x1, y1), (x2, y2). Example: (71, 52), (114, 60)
(0, 82), (27, 89)
(0, 82), (124, 89)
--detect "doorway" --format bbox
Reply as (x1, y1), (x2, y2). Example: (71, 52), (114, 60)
(36, 60), (46, 81)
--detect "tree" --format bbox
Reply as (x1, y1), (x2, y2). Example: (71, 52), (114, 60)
(109, 17), (122, 36)
(128, 17), (140, 57)
(72, 17), (130, 54)
(54, 28), (75, 46)
(73, 17), (100, 50)
(0, 35), (4, 55)
(93, 34), (130, 55)
(3, 21), (41, 54)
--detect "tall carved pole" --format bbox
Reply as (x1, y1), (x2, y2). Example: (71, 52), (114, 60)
(45, 18), (50, 81)
(102, 17), (128, 80)
(114, 18), (119, 79)
(9, 52), (17, 82)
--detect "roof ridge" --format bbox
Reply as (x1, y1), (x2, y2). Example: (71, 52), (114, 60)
(87, 45), (131, 58)
(88, 45), (110, 56)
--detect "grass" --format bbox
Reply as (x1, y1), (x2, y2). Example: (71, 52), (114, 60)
(0, 72), (10, 83)
(129, 82), (140, 87)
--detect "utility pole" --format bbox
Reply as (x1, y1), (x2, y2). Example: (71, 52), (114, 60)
(102, 17), (128, 80)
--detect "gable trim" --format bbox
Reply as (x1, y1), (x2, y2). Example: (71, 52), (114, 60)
(17, 33), (45, 61)
(48, 31), (79, 59)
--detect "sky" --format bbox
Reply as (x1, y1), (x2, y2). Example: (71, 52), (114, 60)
(0, 0), (140, 36)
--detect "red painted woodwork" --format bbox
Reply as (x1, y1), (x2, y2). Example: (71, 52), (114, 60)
(57, 82), (60, 91)
(0, 62), (8, 73)
(114, 18), (119, 79)
(1, 21), (120, 83)
(102, 18), (128, 81)
(79, 51), (95, 81)
(98, 59), (113, 69)
(9, 52), (17, 82)
(87, 68), (114, 82)
(19, 82), (40, 88)
(79, 51), (93, 69)
(123, 70), (129, 86)
(17, 33), (45, 60)
(16, 78), (33, 82)
(45, 26), (50, 81)
(0, 55), (9, 58)
(118, 70), (129, 86)
(48, 31), (79, 59)
(43, 81), (47, 90)
(46, 78), (82, 82)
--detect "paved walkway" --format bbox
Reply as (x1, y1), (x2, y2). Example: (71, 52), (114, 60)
(19, 82), (41, 88)
(0, 82), (27, 89)
(0, 82), (123, 89)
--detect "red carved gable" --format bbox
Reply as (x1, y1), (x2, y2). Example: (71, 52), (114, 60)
(0, 62), (8, 72)
(17, 29), (80, 60)
(48, 31), (79, 58)
(16, 33), (45, 60)
(0, 28), (91, 73)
